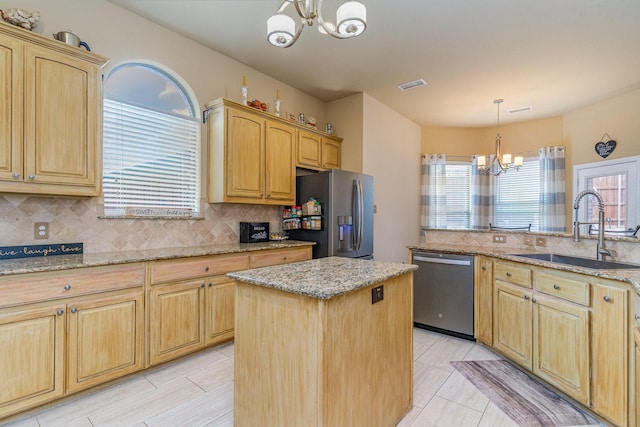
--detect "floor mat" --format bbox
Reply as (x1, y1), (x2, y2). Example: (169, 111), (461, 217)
(451, 360), (600, 426)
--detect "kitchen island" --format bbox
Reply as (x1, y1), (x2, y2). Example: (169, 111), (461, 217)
(228, 257), (417, 427)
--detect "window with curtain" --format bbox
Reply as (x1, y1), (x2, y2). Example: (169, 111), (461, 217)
(102, 62), (201, 218)
(494, 158), (541, 229)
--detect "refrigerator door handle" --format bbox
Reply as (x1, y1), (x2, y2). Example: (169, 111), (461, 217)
(352, 180), (359, 250)
(357, 179), (364, 250)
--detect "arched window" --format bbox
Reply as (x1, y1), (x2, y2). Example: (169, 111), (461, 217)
(102, 62), (201, 218)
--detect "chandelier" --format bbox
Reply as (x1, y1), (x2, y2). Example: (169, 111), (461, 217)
(267, 0), (367, 48)
(476, 99), (523, 176)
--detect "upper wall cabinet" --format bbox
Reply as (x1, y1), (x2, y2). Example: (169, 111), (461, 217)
(0, 22), (108, 196)
(206, 98), (341, 205)
(297, 128), (342, 170)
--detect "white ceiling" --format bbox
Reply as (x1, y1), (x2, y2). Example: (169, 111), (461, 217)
(107, 0), (640, 127)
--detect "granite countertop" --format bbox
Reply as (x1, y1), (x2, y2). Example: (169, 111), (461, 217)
(409, 243), (640, 294)
(0, 241), (315, 276)
(228, 256), (418, 300)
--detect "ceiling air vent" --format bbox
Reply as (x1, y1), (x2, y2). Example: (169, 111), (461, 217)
(398, 79), (427, 91)
(507, 105), (533, 114)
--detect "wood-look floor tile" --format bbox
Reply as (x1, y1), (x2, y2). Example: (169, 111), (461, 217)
(412, 360), (452, 408)
(144, 381), (233, 427)
(436, 370), (489, 412)
(409, 395), (483, 427)
(415, 335), (474, 372)
(477, 402), (520, 427)
(203, 409), (233, 427)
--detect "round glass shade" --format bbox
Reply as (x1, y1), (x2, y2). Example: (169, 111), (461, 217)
(267, 14), (295, 46)
(336, 1), (366, 36)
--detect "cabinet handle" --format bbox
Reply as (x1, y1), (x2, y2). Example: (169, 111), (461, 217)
(208, 282), (213, 287)
(70, 307), (77, 313)
(64, 284), (71, 291)
(201, 282), (206, 288)
(524, 295), (530, 300)
(56, 309), (64, 316)
(603, 295), (612, 303)
(553, 284), (560, 290)
(532, 298), (537, 303)
(205, 266), (210, 272)
(506, 272), (512, 277)
(481, 266), (487, 271)
(12, 172), (20, 179)
(28, 174), (35, 180)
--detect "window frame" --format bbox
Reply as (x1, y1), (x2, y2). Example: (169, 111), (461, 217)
(101, 60), (202, 219)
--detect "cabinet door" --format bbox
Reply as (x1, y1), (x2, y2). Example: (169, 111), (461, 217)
(297, 130), (322, 168)
(66, 290), (144, 394)
(592, 284), (628, 427)
(321, 139), (341, 169)
(493, 280), (532, 369)
(23, 44), (98, 188)
(150, 280), (205, 365)
(0, 35), (22, 182)
(265, 120), (295, 204)
(225, 108), (264, 199)
(205, 277), (235, 345)
(475, 257), (493, 346)
(635, 328), (640, 427)
(0, 304), (65, 419)
(532, 295), (589, 404)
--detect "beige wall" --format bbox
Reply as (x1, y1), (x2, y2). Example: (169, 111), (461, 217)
(327, 93), (364, 173)
(362, 94), (422, 262)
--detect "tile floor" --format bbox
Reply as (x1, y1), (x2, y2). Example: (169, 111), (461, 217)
(3, 328), (603, 427)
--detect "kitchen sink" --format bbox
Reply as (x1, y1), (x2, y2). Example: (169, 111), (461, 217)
(509, 253), (640, 270)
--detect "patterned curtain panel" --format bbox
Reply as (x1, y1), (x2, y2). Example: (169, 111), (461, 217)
(539, 146), (566, 232)
(421, 154), (447, 234)
(470, 155), (495, 229)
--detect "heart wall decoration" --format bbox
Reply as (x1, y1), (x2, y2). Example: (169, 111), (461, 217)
(595, 137), (616, 158)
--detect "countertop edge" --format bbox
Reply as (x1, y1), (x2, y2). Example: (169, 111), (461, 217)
(0, 241), (315, 276)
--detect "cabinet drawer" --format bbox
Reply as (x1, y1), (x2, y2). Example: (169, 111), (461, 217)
(150, 253), (249, 284)
(249, 247), (312, 268)
(494, 261), (532, 288)
(536, 271), (590, 306)
(0, 263), (145, 308)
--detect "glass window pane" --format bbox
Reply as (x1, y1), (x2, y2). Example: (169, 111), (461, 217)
(587, 173), (627, 229)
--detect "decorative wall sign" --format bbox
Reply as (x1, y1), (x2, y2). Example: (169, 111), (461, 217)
(0, 243), (83, 260)
(595, 133), (616, 158)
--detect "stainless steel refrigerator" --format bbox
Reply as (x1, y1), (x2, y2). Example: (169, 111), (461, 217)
(290, 169), (374, 259)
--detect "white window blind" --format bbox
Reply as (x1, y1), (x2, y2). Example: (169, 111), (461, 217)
(445, 163), (471, 228)
(103, 98), (201, 217)
(495, 158), (540, 230)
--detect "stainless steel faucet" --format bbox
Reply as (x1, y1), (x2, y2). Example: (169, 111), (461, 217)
(573, 190), (615, 261)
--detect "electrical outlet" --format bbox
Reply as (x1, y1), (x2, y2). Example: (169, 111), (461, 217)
(34, 222), (49, 240)
(372, 285), (384, 304)
(524, 237), (534, 246)
(536, 237), (547, 247)
(493, 234), (507, 243)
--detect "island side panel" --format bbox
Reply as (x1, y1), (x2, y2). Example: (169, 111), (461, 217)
(322, 272), (414, 427)
(234, 282), (321, 427)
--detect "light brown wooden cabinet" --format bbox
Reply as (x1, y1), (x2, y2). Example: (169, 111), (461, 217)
(149, 247), (312, 365)
(635, 327), (640, 427)
(492, 261), (590, 405)
(474, 256), (493, 346)
(207, 99), (296, 205)
(297, 128), (342, 170)
(0, 263), (145, 420)
(592, 282), (628, 427)
(0, 21), (107, 196)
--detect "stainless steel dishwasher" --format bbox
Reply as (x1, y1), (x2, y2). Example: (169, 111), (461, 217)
(411, 251), (475, 340)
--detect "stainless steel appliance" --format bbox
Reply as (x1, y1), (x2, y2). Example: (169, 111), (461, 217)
(412, 251), (475, 340)
(290, 169), (374, 259)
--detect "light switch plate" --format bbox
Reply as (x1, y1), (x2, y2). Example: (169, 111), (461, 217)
(536, 237), (547, 247)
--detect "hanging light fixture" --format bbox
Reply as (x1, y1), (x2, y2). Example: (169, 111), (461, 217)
(476, 99), (523, 176)
(267, 0), (367, 48)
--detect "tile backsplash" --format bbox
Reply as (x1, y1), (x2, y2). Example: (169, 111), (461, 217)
(0, 195), (281, 253)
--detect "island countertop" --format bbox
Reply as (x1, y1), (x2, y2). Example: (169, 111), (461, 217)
(227, 256), (418, 299)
